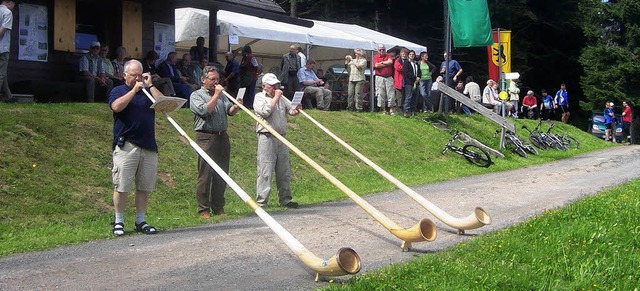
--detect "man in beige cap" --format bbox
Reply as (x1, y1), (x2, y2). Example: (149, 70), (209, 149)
(253, 73), (301, 208)
(79, 40), (113, 102)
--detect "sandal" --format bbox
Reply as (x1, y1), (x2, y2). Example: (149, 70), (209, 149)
(135, 221), (158, 235)
(112, 222), (125, 236)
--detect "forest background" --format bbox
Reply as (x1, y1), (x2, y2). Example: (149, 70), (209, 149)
(279, 0), (640, 128)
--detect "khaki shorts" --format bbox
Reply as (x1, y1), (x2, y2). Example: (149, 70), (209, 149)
(112, 141), (158, 193)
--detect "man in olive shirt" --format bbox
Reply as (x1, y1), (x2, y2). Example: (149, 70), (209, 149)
(190, 66), (241, 219)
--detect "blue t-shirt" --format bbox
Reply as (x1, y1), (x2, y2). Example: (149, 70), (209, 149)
(604, 108), (614, 124)
(555, 89), (568, 106)
(108, 85), (157, 152)
(542, 95), (553, 109)
(440, 59), (461, 78)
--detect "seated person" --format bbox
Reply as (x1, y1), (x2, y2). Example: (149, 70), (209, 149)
(194, 57), (208, 88)
(521, 90), (539, 119)
(157, 51), (193, 99)
(481, 79), (500, 110)
(111, 46), (128, 86)
(493, 82), (513, 115)
(315, 68), (330, 89)
(141, 50), (176, 97)
(99, 45), (124, 87)
(78, 41), (113, 102)
(482, 79), (512, 114)
(176, 53), (199, 89)
(297, 59), (332, 110)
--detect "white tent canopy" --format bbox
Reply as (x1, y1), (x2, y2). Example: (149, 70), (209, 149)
(314, 20), (427, 53)
(175, 8), (427, 62)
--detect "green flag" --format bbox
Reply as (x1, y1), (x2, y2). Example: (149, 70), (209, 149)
(448, 0), (493, 47)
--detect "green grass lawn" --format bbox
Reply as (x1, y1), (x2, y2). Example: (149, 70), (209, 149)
(0, 103), (613, 258)
(324, 179), (640, 290)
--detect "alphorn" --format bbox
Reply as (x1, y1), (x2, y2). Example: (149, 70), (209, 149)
(289, 103), (491, 234)
(224, 91), (436, 250)
(141, 89), (361, 281)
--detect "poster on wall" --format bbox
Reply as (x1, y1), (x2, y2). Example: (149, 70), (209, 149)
(153, 22), (175, 63)
(17, 3), (48, 62)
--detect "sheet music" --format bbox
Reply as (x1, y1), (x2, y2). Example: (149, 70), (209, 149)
(236, 88), (246, 101)
(150, 96), (187, 112)
(291, 91), (304, 107)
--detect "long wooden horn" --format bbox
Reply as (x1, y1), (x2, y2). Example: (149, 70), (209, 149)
(289, 103), (491, 234)
(141, 89), (361, 281)
(224, 91), (436, 250)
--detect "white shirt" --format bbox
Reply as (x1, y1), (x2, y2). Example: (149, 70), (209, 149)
(297, 52), (307, 68)
(0, 5), (13, 54)
(463, 82), (482, 102)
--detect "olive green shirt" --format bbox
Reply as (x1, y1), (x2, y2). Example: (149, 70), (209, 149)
(190, 87), (233, 132)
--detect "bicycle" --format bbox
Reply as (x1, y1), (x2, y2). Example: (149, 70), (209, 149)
(544, 123), (568, 151)
(443, 132), (492, 167)
(494, 129), (538, 157)
(546, 123), (580, 150)
(522, 120), (564, 151)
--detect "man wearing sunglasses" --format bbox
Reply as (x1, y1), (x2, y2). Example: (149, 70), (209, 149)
(79, 41), (113, 102)
(373, 44), (395, 115)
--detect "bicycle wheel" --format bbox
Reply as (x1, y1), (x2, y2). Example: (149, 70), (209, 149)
(462, 144), (492, 167)
(529, 134), (548, 150)
(548, 135), (568, 151)
(562, 135), (580, 150)
(506, 137), (528, 158)
(518, 138), (539, 155)
(524, 144), (539, 155)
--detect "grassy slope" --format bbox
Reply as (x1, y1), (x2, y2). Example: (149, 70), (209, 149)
(326, 179), (640, 290)
(0, 103), (613, 256)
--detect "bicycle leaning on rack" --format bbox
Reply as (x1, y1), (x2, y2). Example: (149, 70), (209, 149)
(442, 132), (492, 167)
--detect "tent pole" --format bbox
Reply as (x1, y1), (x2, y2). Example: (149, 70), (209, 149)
(210, 9), (219, 63)
(443, 0), (451, 116)
(370, 50), (375, 112)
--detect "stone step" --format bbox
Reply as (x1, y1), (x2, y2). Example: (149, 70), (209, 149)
(12, 94), (35, 103)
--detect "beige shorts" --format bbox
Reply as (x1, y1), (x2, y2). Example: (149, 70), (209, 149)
(112, 141), (158, 193)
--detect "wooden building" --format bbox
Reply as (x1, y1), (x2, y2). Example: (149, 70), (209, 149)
(7, 0), (310, 102)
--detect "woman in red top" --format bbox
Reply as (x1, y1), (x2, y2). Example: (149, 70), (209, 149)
(392, 49), (407, 115)
(622, 101), (632, 142)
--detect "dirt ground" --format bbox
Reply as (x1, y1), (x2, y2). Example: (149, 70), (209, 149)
(1, 145), (638, 290)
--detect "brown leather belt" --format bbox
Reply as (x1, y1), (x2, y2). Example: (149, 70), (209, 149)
(196, 130), (226, 135)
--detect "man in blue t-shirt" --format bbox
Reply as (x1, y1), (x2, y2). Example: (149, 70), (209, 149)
(604, 101), (615, 142)
(540, 89), (554, 120)
(440, 52), (463, 86)
(554, 83), (569, 123)
(108, 59), (163, 237)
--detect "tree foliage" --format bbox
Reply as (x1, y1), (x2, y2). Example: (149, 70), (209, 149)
(578, 0), (640, 112)
(279, 0), (638, 120)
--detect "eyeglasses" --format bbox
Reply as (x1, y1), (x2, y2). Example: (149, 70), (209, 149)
(126, 73), (142, 78)
(204, 76), (220, 81)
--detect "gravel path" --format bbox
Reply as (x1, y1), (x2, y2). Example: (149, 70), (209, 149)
(1, 145), (638, 290)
